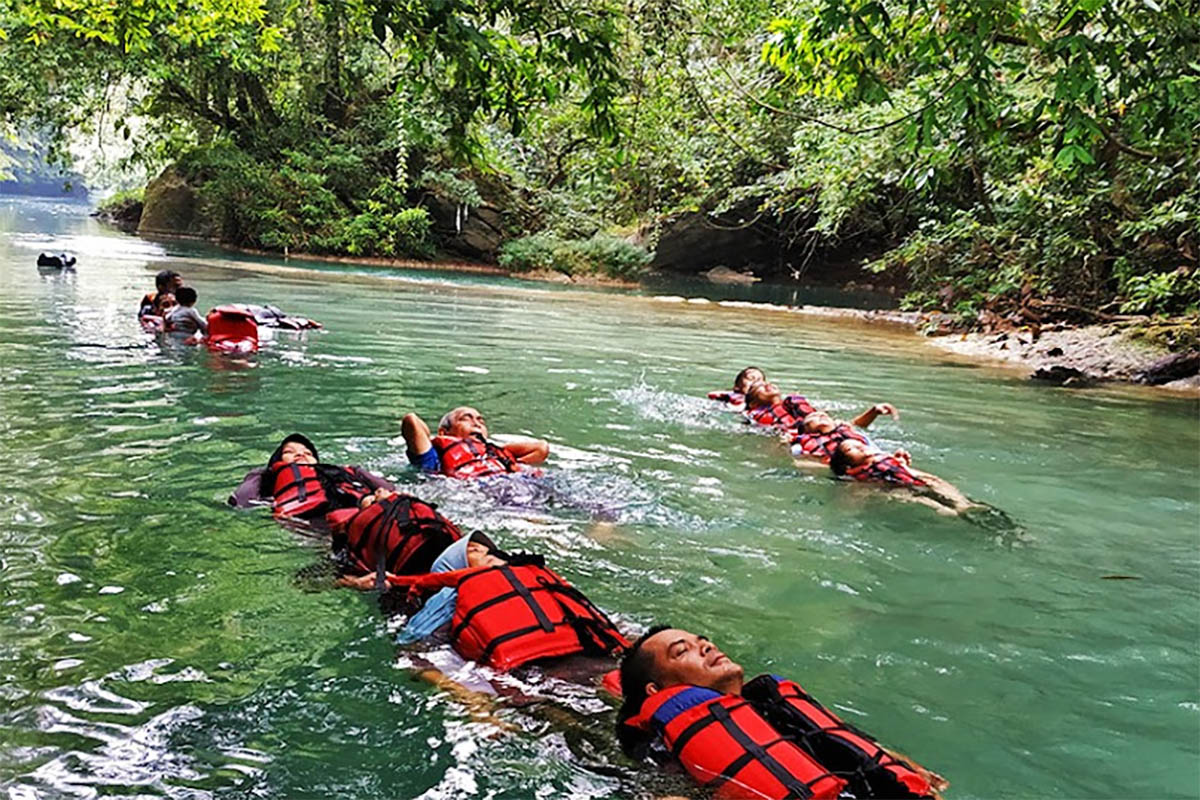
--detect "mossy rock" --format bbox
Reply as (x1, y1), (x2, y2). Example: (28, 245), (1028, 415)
(137, 165), (216, 238)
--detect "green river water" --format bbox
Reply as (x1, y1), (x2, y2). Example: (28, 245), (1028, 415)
(1, 198), (1197, 799)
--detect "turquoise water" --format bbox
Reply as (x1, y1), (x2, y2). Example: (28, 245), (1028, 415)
(1, 198), (1197, 799)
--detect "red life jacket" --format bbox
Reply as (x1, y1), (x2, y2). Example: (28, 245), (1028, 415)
(847, 455), (927, 488)
(268, 461), (328, 518)
(268, 461), (369, 519)
(793, 424), (868, 463)
(450, 562), (628, 671)
(747, 395), (815, 429)
(744, 676), (933, 799)
(207, 305), (259, 353)
(430, 435), (520, 479)
(625, 685), (846, 799)
(334, 494), (463, 577)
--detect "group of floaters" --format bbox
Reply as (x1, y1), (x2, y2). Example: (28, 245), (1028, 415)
(712, 366), (980, 515)
(230, 403), (948, 798)
(136, 268), (320, 353)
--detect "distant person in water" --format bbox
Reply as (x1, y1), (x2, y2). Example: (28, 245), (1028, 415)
(228, 433), (396, 520)
(790, 404), (897, 463)
(707, 366), (765, 410)
(138, 269), (183, 318)
(744, 381), (818, 430)
(164, 286), (208, 337)
(400, 406), (549, 479)
(830, 438), (978, 514)
(617, 627), (945, 800)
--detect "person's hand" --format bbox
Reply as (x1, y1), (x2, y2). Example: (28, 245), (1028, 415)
(892, 449), (912, 466)
(336, 573), (376, 591)
(873, 403), (899, 419)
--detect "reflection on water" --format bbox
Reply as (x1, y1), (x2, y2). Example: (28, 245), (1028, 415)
(1, 198), (1198, 799)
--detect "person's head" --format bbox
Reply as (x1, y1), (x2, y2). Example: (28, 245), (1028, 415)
(802, 411), (836, 435)
(155, 269), (182, 292)
(830, 438), (872, 475)
(465, 532), (507, 568)
(745, 381), (782, 410)
(272, 433), (319, 466)
(157, 292), (177, 312)
(733, 366), (765, 394)
(438, 406), (489, 439)
(431, 530), (507, 574)
(175, 286), (197, 307)
(620, 627), (744, 704)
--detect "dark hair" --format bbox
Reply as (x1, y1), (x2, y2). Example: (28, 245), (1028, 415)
(615, 624), (672, 758)
(175, 286), (197, 305)
(829, 440), (853, 476)
(155, 269), (180, 290)
(733, 366), (763, 392)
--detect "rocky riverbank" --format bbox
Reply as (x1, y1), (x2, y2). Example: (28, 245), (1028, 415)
(924, 322), (1200, 391)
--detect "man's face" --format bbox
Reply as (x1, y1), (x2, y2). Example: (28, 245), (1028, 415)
(803, 412), (835, 434)
(445, 407), (489, 439)
(641, 628), (744, 695)
(171, 274), (185, 291)
(280, 441), (316, 464)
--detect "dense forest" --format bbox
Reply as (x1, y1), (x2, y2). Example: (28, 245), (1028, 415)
(2, 0), (1197, 319)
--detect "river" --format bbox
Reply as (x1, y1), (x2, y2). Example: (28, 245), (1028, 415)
(1, 198), (1197, 799)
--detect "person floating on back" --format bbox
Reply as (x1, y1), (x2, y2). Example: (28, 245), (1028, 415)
(790, 405), (897, 464)
(164, 286), (208, 337)
(708, 366), (765, 411)
(616, 627), (946, 799)
(744, 381), (818, 430)
(830, 438), (979, 515)
(229, 433), (396, 521)
(400, 406), (549, 479)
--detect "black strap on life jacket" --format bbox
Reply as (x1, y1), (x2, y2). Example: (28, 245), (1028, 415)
(669, 699), (815, 799)
(450, 563), (624, 664)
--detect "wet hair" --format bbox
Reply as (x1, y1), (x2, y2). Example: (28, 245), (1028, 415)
(155, 269), (180, 290)
(616, 624), (672, 757)
(829, 440), (853, 476)
(175, 286), (197, 305)
(733, 366), (763, 392)
(437, 408), (460, 433)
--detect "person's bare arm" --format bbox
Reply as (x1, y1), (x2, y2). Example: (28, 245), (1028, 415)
(851, 403), (899, 429)
(401, 413), (433, 454)
(411, 667), (516, 731)
(504, 438), (549, 465)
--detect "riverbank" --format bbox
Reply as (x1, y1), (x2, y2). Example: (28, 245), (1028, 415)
(926, 323), (1200, 392)
(127, 225), (1200, 393)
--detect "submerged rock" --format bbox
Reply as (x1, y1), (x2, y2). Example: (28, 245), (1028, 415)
(1030, 365), (1095, 387)
(703, 265), (760, 284)
(37, 252), (75, 268)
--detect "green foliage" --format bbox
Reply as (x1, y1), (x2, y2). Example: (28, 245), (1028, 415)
(498, 232), (650, 279)
(184, 142), (432, 258)
(96, 187), (144, 213)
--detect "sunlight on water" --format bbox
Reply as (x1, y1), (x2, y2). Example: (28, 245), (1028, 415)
(1, 198), (1198, 799)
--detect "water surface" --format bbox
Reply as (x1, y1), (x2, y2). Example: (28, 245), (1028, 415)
(1, 198), (1197, 799)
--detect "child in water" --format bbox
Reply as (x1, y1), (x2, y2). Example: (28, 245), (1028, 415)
(830, 438), (979, 514)
(164, 286), (208, 337)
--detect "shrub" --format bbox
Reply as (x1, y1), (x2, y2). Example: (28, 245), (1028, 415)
(498, 231), (651, 279)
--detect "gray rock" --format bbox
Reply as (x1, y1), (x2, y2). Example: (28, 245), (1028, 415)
(138, 166), (211, 237)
